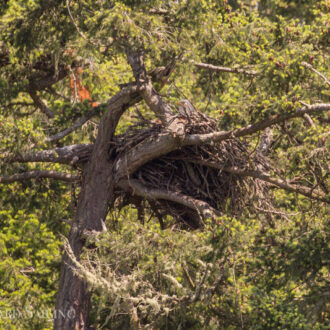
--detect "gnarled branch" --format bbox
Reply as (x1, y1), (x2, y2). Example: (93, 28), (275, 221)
(118, 179), (220, 220)
(126, 48), (185, 136)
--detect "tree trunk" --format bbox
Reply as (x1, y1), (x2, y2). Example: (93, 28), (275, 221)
(54, 88), (141, 329)
(54, 157), (114, 329)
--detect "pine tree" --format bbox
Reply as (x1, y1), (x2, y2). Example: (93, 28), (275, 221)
(0, 0), (329, 328)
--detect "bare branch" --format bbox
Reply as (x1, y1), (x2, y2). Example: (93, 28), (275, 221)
(3, 144), (93, 165)
(302, 61), (330, 86)
(222, 167), (328, 203)
(66, 0), (99, 47)
(126, 49), (185, 135)
(29, 91), (55, 118)
(303, 113), (316, 128)
(193, 61), (258, 76)
(194, 61), (330, 85)
(118, 179), (220, 220)
(183, 103), (330, 146)
(0, 170), (79, 184)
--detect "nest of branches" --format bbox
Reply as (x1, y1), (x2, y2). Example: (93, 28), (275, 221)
(113, 111), (271, 229)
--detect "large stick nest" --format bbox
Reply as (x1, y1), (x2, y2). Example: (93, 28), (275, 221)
(113, 111), (271, 229)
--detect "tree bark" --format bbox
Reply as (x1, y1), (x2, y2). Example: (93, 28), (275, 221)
(54, 86), (141, 329)
(53, 159), (113, 329)
(53, 53), (179, 327)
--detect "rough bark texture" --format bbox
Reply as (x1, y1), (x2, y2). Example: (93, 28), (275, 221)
(54, 86), (141, 329)
(53, 52), (181, 328)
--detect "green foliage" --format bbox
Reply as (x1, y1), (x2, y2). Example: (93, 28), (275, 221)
(0, 209), (61, 329)
(0, 179), (71, 329)
(74, 209), (329, 329)
(245, 212), (329, 329)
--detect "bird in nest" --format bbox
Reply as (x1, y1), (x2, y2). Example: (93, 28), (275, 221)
(178, 99), (197, 117)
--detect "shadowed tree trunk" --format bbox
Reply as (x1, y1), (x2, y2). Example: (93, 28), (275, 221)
(54, 87), (141, 329)
(53, 50), (180, 328)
